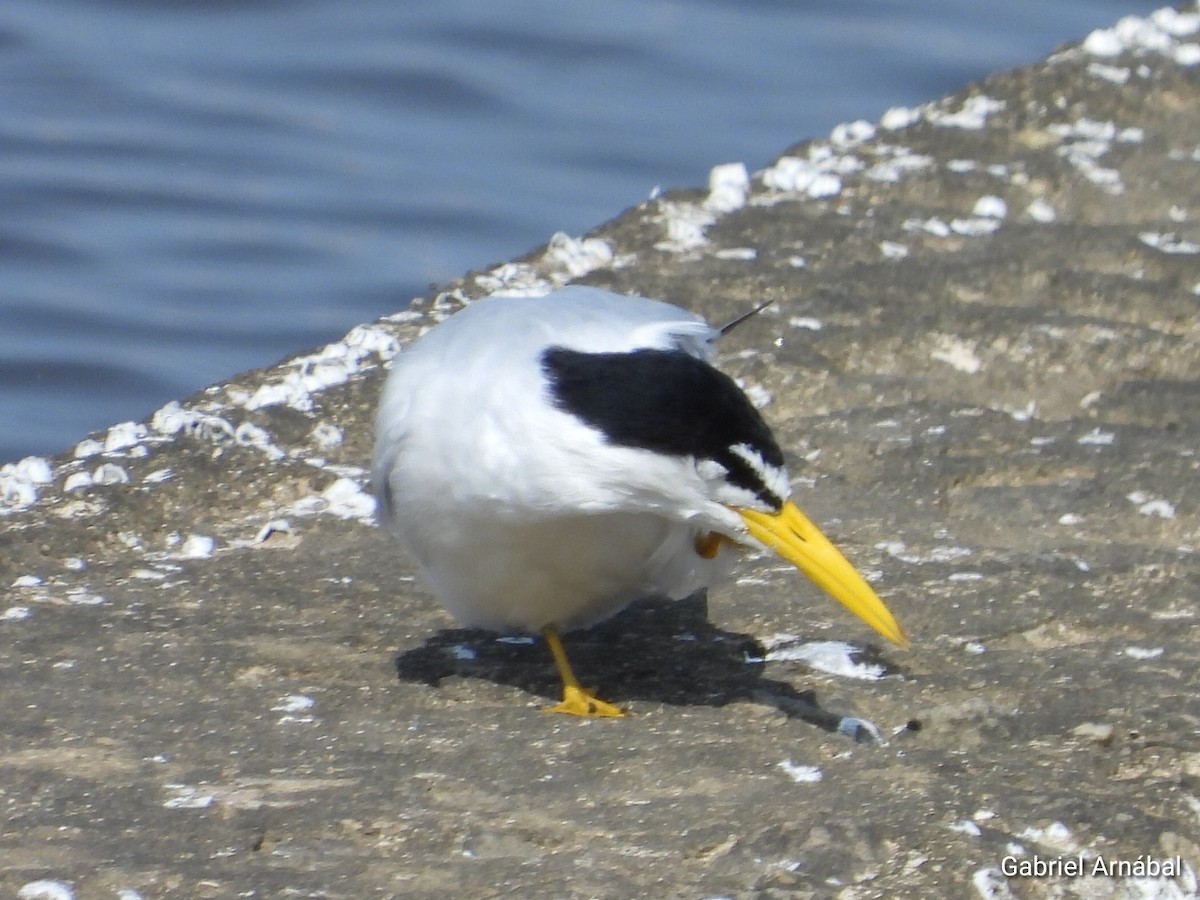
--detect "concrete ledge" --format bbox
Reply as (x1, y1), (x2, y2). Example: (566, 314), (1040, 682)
(3, 6), (1199, 897)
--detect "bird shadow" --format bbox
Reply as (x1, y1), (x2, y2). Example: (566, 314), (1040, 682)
(394, 592), (891, 742)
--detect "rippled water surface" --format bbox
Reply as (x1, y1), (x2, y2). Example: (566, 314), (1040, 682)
(0, 0), (1159, 462)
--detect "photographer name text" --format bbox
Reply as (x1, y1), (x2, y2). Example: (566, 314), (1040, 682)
(1001, 853), (1185, 879)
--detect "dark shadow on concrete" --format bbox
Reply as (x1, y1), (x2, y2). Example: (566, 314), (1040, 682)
(394, 592), (894, 742)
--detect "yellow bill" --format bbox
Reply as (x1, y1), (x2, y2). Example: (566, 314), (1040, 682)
(737, 501), (908, 648)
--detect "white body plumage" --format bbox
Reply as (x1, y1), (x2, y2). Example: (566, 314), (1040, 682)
(372, 286), (785, 633)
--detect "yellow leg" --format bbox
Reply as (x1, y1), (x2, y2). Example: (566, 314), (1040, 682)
(541, 626), (624, 718)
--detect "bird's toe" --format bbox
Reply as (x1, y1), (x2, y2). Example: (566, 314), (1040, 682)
(542, 684), (625, 718)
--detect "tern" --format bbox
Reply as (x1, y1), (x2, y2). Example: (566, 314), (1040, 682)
(373, 285), (906, 717)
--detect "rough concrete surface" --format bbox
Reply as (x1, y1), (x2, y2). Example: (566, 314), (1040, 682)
(3, 7), (1200, 899)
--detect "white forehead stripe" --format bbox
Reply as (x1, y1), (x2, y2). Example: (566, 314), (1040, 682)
(729, 442), (791, 505)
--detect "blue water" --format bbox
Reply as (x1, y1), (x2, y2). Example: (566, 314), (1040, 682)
(0, 0), (1159, 463)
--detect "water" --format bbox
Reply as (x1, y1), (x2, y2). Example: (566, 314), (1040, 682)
(0, 0), (1160, 464)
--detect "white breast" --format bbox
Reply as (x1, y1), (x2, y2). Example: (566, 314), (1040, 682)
(372, 287), (746, 633)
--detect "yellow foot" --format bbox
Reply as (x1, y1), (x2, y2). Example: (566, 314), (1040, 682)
(542, 684), (624, 718)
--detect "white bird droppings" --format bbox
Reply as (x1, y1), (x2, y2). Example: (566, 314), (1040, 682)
(272, 693), (318, 725)
(1026, 199), (1057, 223)
(760, 150), (848, 198)
(272, 694), (316, 713)
(178, 535), (216, 559)
(653, 199), (717, 253)
(63, 471), (93, 493)
(950, 217), (1002, 237)
(93, 463), (130, 486)
(972, 867), (1016, 899)
(972, 195), (1008, 219)
(762, 636), (886, 681)
(163, 784), (216, 809)
(1124, 646), (1164, 660)
(925, 95), (1006, 130)
(541, 232), (616, 280)
(903, 216), (951, 237)
(1083, 27), (1134, 57)
(18, 881), (75, 900)
(704, 162), (750, 213)
(131, 569), (168, 581)
(311, 422), (344, 450)
(1047, 118), (1128, 194)
(865, 147), (933, 183)
(1153, 5), (1200, 38)
(931, 336), (983, 374)
(829, 119), (876, 149)
(252, 519), (294, 544)
(788, 316), (824, 331)
(876, 541), (973, 565)
(879, 105), (922, 131)
(1127, 491), (1176, 518)
(103, 421), (149, 453)
(245, 324), (399, 412)
(66, 589), (105, 606)
(1081, 8), (1200, 66)
(73, 438), (103, 459)
(741, 384), (772, 409)
(234, 422), (286, 461)
(1140, 231), (1200, 254)
(322, 478), (376, 522)
(1018, 821), (1076, 850)
(1077, 428), (1116, 446)
(287, 476), (375, 523)
(1088, 61), (1132, 83)
(10, 455), (52, 484)
(1, 456), (54, 513)
(778, 760), (823, 783)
